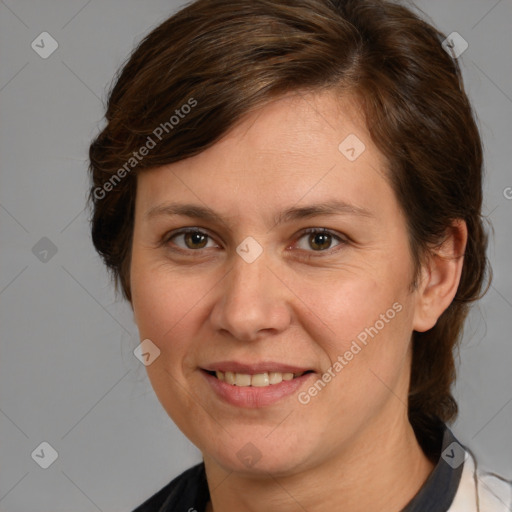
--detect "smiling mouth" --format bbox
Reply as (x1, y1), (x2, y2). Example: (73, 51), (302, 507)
(204, 369), (314, 387)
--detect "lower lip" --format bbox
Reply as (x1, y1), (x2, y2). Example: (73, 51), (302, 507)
(201, 370), (314, 408)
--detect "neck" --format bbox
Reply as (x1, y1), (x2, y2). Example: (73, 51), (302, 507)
(203, 414), (435, 512)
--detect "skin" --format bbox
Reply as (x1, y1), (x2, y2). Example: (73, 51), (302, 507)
(130, 90), (467, 512)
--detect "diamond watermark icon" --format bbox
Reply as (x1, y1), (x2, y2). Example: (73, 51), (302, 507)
(134, 338), (161, 366)
(338, 134), (366, 162)
(236, 442), (262, 468)
(32, 237), (58, 263)
(31, 32), (59, 59)
(442, 32), (468, 59)
(31, 441), (58, 469)
(236, 236), (263, 264)
(441, 441), (467, 469)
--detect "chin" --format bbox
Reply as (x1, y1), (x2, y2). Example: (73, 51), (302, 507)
(203, 434), (313, 477)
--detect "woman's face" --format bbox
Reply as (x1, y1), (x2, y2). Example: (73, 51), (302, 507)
(130, 90), (423, 475)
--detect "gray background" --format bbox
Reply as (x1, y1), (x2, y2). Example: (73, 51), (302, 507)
(0, 0), (510, 510)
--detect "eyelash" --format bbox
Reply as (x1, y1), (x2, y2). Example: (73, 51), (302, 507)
(162, 227), (348, 259)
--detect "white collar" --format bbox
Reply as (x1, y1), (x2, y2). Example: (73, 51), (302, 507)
(448, 449), (512, 511)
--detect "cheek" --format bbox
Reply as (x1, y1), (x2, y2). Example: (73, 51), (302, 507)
(130, 262), (214, 435)
(131, 252), (413, 360)
(291, 268), (414, 405)
(131, 264), (206, 350)
(292, 269), (408, 352)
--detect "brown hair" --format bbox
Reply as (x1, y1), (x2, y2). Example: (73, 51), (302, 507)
(88, 0), (490, 451)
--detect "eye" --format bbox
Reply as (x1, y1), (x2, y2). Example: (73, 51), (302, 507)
(163, 227), (347, 256)
(166, 228), (219, 251)
(294, 228), (346, 253)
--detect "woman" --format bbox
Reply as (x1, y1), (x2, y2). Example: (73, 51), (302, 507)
(88, 0), (511, 510)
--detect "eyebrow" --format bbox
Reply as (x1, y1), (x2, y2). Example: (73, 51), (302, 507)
(145, 200), (374, 226)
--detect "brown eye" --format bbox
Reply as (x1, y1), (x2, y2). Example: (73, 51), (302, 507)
(294, 228), (346, 254)
(308, 231), (333, 251)
(183, 231), (208, 249)
(167, 229), (217, 251)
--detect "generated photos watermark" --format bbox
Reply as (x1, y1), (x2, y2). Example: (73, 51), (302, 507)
(298, 301), (403, 404)
(93, 97), (197, 200)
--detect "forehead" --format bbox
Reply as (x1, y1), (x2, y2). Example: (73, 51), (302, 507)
(186, 90), (380, 173)
(135, 90), (395, 222)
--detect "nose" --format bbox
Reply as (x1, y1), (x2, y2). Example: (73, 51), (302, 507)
(209, 249), (292, 342)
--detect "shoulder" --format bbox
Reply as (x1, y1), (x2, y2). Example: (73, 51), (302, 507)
(450, 450), (512, 512)
(131, 462), (208, 512)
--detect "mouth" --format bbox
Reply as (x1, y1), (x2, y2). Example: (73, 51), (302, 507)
(202, 369), (315, 388)
(201, 366), (316, 408)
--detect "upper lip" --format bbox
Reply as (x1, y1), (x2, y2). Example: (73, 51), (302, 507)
(202, 361), (313, 374)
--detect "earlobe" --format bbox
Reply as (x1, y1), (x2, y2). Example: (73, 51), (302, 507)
(412, 220), (468, 332)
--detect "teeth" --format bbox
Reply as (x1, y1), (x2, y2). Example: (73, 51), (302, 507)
(235, 373), (251, 386)
(269, 372), (283, 385)
(213, 370), (306, 387)
(251, 373), (269, 387)
(224, 371), (236, 385)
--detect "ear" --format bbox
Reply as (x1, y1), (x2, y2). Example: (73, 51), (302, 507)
(412, 220), (467, 332)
